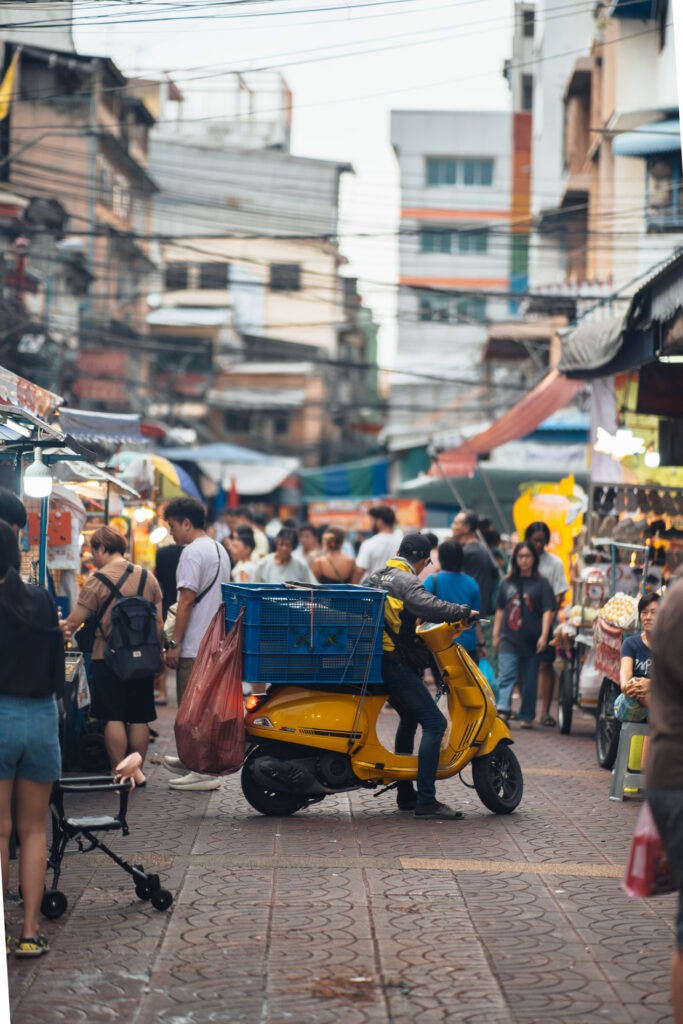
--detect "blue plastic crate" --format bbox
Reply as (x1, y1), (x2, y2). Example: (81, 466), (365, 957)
(222, 582), (385, 685)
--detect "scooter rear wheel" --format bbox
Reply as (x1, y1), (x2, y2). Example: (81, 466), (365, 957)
(472, 745), (523, 814)
(241, 756), (309, 817)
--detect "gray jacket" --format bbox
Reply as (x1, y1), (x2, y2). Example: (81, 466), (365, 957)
(367, 557), (471, 658)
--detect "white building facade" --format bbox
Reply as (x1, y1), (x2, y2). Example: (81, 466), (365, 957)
(388, 110), (512, 442)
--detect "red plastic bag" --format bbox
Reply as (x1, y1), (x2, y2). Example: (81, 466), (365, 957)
(623, 801), (676, 898)
(174, 606), (245, 775)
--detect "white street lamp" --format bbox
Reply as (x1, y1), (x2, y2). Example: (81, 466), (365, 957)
(23, 449), (53, 498)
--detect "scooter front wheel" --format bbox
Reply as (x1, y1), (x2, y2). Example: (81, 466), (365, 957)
(241, 755), (310, 817)
(472, 745), (523, 814)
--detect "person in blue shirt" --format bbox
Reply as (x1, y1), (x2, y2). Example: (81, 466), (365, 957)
(424, 539), (487, 662)
(619, 591), (660, 718)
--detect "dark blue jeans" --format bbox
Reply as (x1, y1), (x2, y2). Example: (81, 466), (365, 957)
(382, 659), (447, 806)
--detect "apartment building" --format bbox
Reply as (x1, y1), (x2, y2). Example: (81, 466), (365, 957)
(0, 41), (158, 410)
(388, 110), (512, 445)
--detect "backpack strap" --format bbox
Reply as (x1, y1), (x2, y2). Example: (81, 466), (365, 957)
(194, 542), (222, 607)
(136, 567), (148, 597)
(95, 563), (134, 600)
(88, 564), (134, 638)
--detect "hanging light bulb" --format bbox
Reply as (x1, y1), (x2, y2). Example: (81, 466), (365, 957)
(149, 524), (169, 545)
(23, 449), (53, 499)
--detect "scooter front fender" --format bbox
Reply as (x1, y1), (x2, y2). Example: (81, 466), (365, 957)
(475, 716), (514, 757)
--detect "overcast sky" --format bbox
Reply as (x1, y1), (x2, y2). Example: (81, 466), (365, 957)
(74, 0), (514, 361)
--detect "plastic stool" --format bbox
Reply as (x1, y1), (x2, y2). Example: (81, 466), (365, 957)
(609, 722), (649, 801)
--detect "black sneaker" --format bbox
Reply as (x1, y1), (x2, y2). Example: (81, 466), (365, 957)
(396, 782), (417, 811)
(414, 801), (464, 820)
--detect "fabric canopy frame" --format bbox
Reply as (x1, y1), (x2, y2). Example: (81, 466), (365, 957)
(429, 370), (583, 478)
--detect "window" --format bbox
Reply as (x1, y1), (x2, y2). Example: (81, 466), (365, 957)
(274, 413), (291, 436)
(112, 173), (131, 219)
(269, 263), (301, 291)
(224, 410), (252, 433)
(646, 153), (683, 231)
(522, 74), (533, 112)
(455, 296), (487, 322)
(426, 158), (457, 186)
(522, 9), (535, 38)
(96, 158), (113, 206)
(164, 263), (189, 290)
(420, 228), (452, 253)
(462, 159), (494, 186)
(418, 290), (450, 322)
(198, 262), (230, 289)
(417, 290), (487, 323)
(458, 228), (488, 254)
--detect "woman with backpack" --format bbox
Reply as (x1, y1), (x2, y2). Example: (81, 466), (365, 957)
(61, 526), (163, 773)
(0, 520), (64, 957)
(492, 541), (556, 728)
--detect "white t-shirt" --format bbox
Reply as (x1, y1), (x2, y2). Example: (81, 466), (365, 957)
(355, 530), (403, 583)
(538, 550), (569, 600)
(232, 558), (256, 583)
(176, 536), (232, 658)
(253, 554), (316, 585)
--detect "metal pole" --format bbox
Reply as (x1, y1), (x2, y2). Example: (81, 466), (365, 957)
(478, 464), (510, 535)
(428, 451), (469, 509)
(38, 493), (49, 588)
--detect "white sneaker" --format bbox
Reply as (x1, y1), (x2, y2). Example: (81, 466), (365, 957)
(168, 771), (220, 791)
(162, 755), (186, 775)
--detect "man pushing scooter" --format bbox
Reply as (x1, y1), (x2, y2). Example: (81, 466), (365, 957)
(367, 532), (479, 820)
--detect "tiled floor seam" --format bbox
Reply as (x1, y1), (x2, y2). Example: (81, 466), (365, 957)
(450, 868), (520, 1024)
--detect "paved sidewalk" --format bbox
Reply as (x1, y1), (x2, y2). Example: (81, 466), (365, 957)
(6, 703), (676, 1023)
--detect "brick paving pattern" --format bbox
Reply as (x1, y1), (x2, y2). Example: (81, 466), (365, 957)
(5, 703), (676, 1023)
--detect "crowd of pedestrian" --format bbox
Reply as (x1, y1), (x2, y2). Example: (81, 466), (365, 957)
(0, 485), (576, 960)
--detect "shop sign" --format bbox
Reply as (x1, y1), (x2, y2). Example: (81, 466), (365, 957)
(594, 615), (622, 683)
(307, 498), (425, 533)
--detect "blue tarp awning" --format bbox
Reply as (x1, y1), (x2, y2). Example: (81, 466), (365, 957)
(299, 457), (390, 500)
(612, 119), (681, 157)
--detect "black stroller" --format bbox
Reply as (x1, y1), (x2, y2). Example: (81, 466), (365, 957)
(42, 776), (173, 919)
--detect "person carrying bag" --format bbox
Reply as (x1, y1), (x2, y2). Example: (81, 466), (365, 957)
(174, 606), (246, 776)
(61, 526), (163, 774)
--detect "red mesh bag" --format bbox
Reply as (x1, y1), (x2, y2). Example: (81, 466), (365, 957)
(174, 607), (245, 775)
(623, 800), (676, 898)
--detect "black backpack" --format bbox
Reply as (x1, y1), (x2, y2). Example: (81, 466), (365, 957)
(101, 565), (162, 681)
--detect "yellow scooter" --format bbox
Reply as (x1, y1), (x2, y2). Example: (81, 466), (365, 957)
(241, 618), (523, 816)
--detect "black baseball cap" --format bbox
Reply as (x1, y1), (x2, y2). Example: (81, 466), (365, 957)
(397, 532), (432, 560)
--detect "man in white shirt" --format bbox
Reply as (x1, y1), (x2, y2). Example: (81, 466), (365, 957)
(353, 506), (403, 584)
(525, 521), (570, 727)
(162, 497), (232, 791)
(254, 528), (316, 585)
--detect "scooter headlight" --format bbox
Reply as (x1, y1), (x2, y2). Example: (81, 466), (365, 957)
(252, 716), (274, 729)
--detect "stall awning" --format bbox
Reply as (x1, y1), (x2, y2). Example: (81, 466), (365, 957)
(559, 250), (683, 377)
(156, 442), (299, 497)
(429, 370), (582, 477)
(56, 408), (146, 446)
(299, 457), (390, 500)
(612, 118), (681, 157)
(0, 364), (63, 421)
(52, 459), (140, 498)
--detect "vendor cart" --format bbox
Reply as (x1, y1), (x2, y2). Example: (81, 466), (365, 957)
(556, 539), (649, 769)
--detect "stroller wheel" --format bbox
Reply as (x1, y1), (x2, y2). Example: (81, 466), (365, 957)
(135, 882), (151, 901)
(41, 889), (68, 919)
(151, 889), (173, 911)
